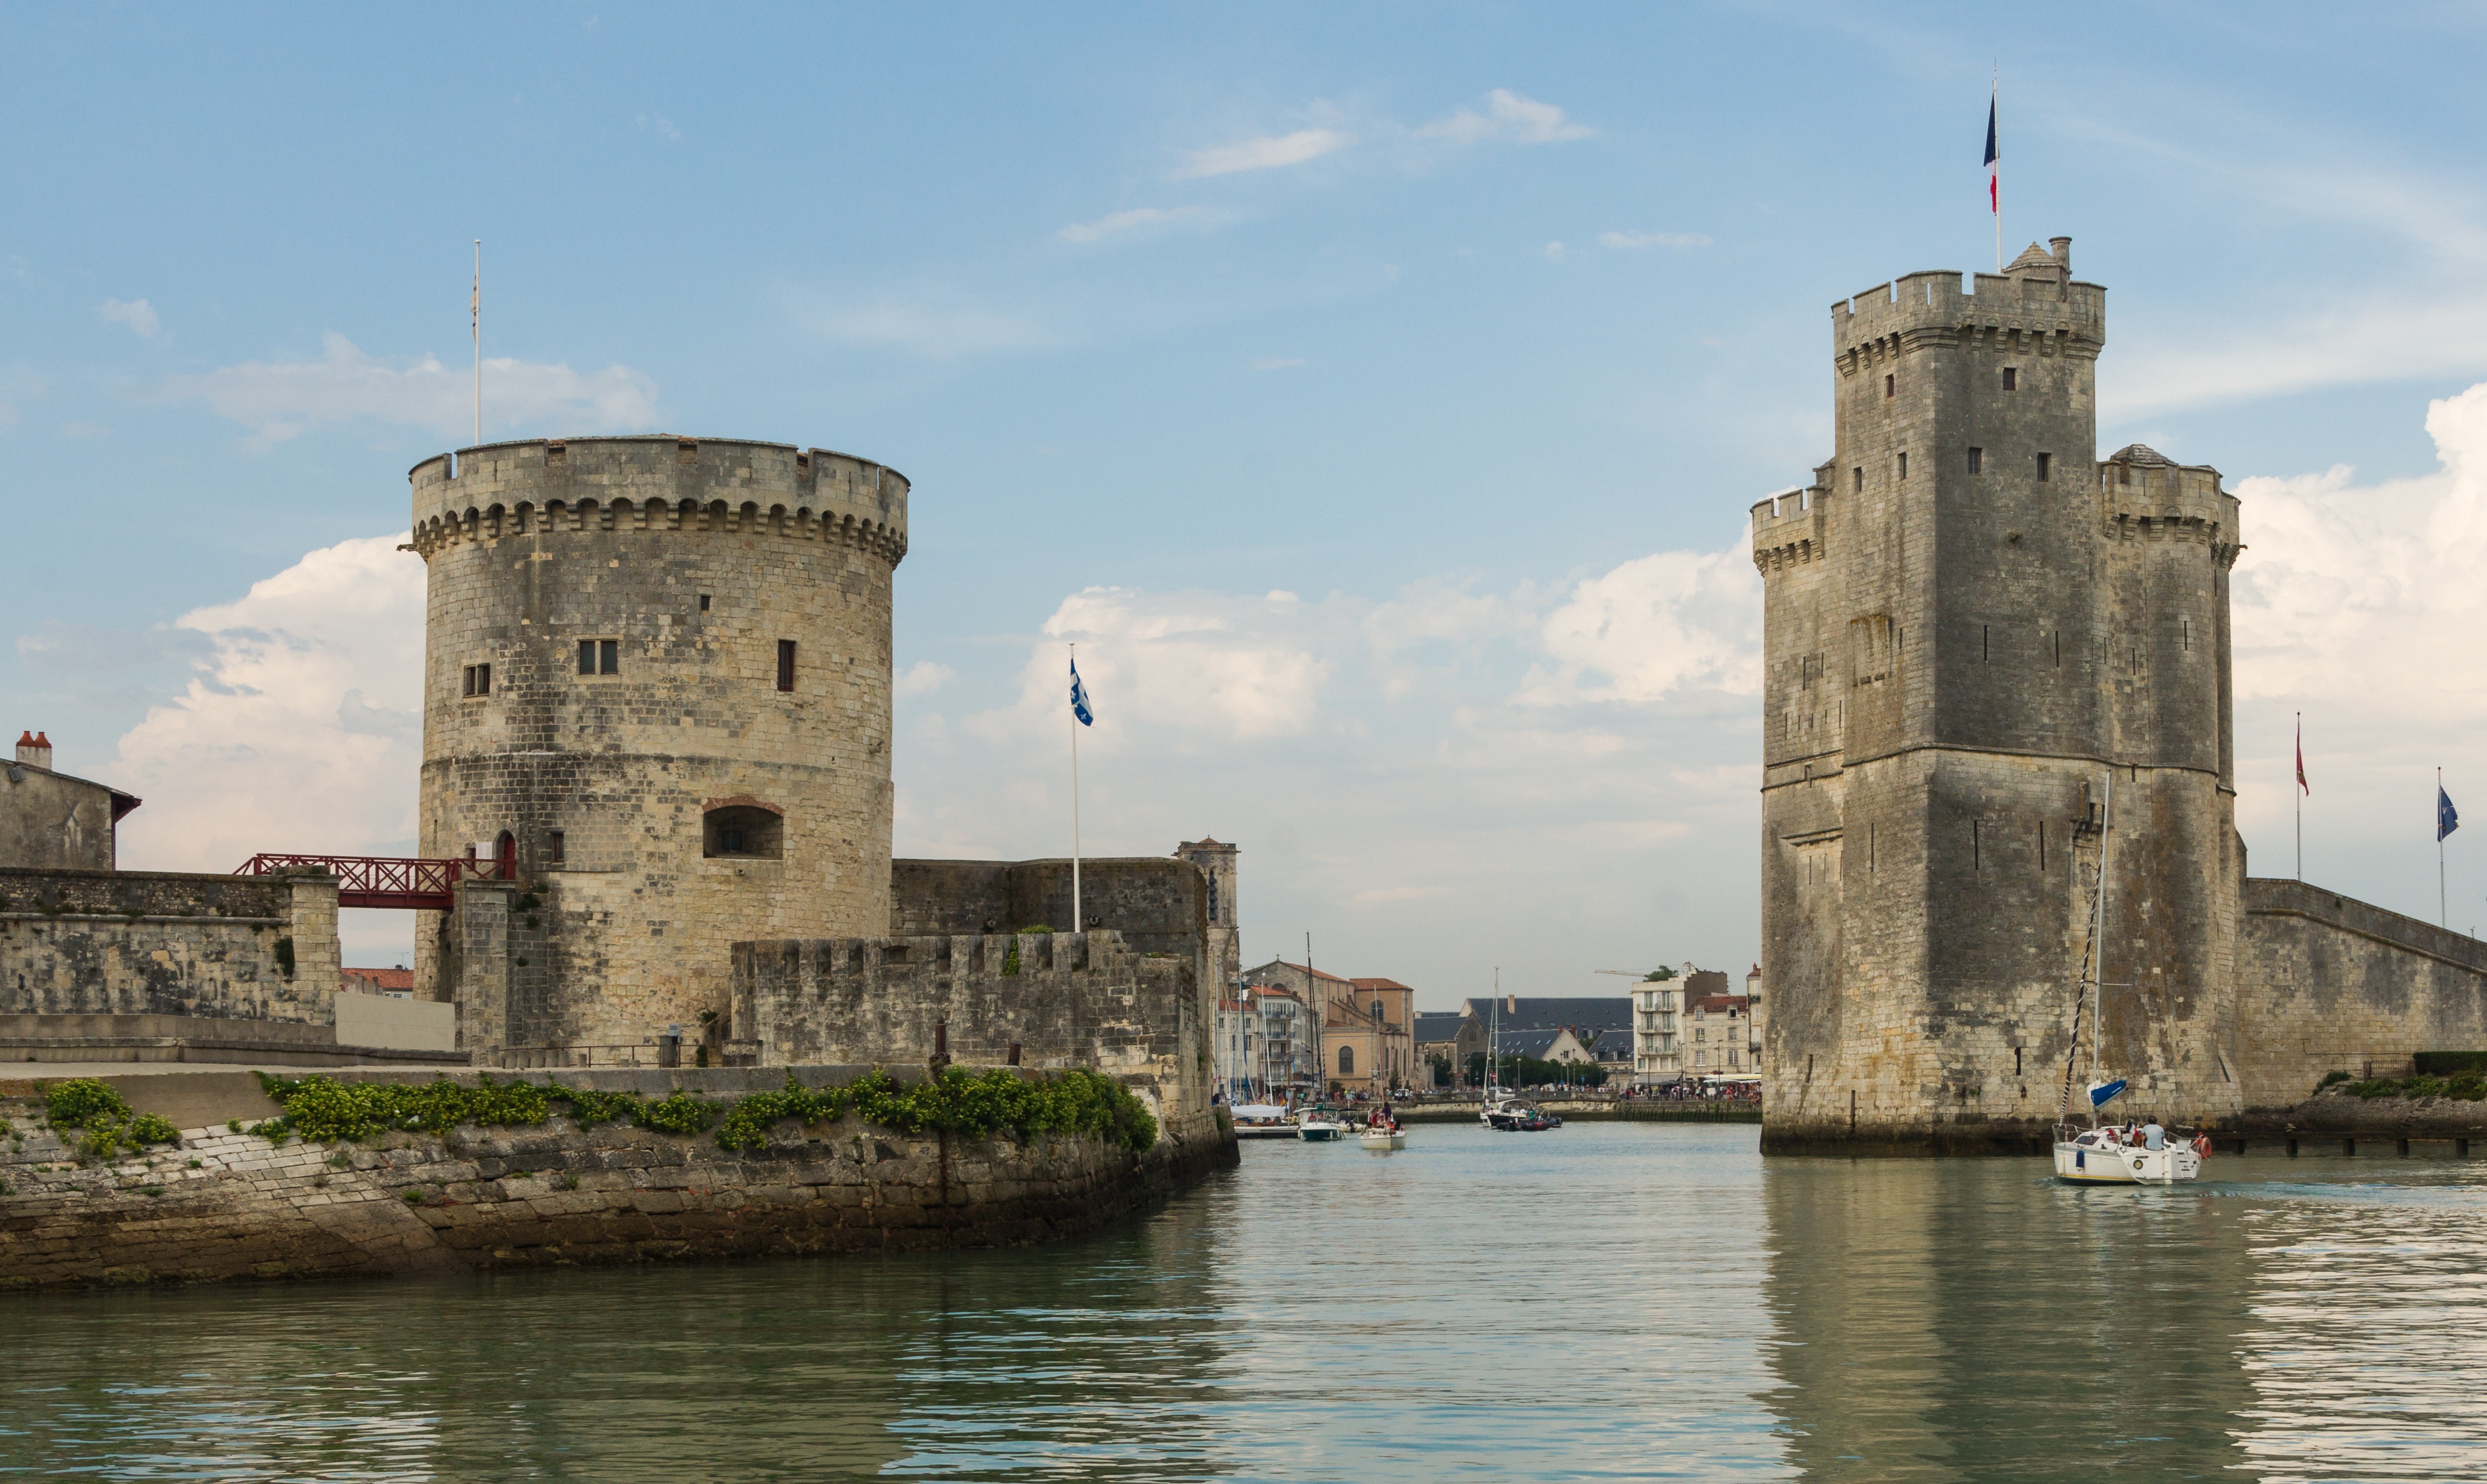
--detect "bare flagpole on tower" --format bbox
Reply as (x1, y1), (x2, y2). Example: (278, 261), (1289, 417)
(472, 240), (483, 446)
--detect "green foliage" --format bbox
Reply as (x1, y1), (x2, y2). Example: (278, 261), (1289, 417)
(1644, 966), (1677, 981)
(43, 1080), (181, 1162)
(1001, 942), (1022, 975)
(2347, 1072), (2487, 1101)
(2319, 1070), (2352, 1090)
(1018, 925), (1054, 934)
(44, 1079), (131, 1128)
(251, 1065), (1158, 1155)
(2413, 1051), (2487, 1076)
(1465, 1052), (1609, 1089)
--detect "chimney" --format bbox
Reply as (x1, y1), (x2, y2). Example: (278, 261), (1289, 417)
(2050, 236), (2072, 275)
(16, 731), (52, 770)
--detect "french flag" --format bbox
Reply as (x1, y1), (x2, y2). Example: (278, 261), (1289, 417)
(1984, 93), (1999, 214)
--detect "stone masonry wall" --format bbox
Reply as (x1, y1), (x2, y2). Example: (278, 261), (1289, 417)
(0, 1066), (1237, 1291)
(890, 858), (1209, 962)
(732, 929), (1216, 1140)
(0, 868), (341, 1026)
(2236, 877), (2487, 1109)
(411, 436), (908, 1053)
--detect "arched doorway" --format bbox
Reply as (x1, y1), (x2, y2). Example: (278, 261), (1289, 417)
(495, 831), (516, 880)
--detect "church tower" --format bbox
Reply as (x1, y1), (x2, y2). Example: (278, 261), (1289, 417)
(1753, 239), (2246, 1151)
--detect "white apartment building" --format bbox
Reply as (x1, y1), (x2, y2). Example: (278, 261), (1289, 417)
(1634, 965), (1729, 1086)
(1685, 992), (1759, 1076)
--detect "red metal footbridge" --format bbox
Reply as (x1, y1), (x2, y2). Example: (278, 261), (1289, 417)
(233, 853), (506, 911)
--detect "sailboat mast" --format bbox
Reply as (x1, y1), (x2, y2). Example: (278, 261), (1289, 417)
(2091, 771), (2114, 1082)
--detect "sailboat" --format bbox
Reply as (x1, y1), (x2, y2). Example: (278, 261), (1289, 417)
(2051, 772), (2205, 1185)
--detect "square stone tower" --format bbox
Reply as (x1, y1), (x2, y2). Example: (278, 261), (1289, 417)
(1173, 837), (1239, 1001)
(1754, 240), (2246, 1151)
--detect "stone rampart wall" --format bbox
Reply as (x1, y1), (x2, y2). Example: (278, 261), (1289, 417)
(0, 868), (339, 1025)
(0, 1066), (1236, 1291)
(891, 858), (1207, 960)
(2237, 877), (2487, 1109)
(732, 929), (1214, 1136)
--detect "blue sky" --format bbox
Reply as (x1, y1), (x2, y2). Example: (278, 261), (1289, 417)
(11, 3), (2487, 997)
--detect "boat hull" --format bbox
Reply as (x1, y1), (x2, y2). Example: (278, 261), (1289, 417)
(2053, 1140), (2201, 1184)
(1360, 1132), (1406, 1151)
(1298, 1124), (1348, 1142)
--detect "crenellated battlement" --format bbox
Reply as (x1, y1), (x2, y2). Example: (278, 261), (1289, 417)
(2098, 444), (2243, 567)
(1750, 482), (1829, 576)
(1833, 238), (2105, 372)
(407, 436), (907, 565)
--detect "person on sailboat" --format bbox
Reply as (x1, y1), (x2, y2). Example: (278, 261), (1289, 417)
(2141, 1120), (2165, 1151)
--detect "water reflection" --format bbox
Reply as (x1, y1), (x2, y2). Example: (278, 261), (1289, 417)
(1759, 1152), (2487, 1482)
(4, 1131), (2485, 1480)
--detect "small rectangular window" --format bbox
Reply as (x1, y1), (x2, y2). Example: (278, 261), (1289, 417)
(548, 830), (565, 864)
(579, 639), (597, 676)
(1898, 451), (1908, 479)
(1968, 447), (1983, 474)
(475, 663), (491, 696)
(699, 594), (712, 612)
(2003, 367), (2018, 391)
(1884, 373), (1894, 399)
(462, 665), (476, 697)
(777, 639), (797, 693)
(2036, 452), (2052, 482)
(599, 639), (620, 675)
(1852, 467), (1863, 493)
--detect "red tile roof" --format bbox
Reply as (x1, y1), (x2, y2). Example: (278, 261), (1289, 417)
(343, 966), (414, 992)
(1350, 977), (1412, 991)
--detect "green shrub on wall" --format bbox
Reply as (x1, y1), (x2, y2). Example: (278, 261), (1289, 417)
(39, 1079), (183, 1163)
(252, 1067), (1159, 1154)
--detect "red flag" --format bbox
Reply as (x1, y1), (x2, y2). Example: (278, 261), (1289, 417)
(2296, 719), (2309, 795)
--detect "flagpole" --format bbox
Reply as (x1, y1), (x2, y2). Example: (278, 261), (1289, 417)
(2295, 712), (2303, 880)
(472, 239), (483, 447)
(1070, 643), (1082, 934)
(1993, 70), (2001, 274)
(2441, 767), (2448, 930)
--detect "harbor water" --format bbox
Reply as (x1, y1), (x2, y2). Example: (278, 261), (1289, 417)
(6, 1122), (2486, 1480)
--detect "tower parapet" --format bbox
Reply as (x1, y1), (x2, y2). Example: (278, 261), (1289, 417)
(1833, 240), (2105, 375)
(408, 437), (907, 565)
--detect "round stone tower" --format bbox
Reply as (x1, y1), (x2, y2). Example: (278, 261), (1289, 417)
(408, 435), (908, 1055)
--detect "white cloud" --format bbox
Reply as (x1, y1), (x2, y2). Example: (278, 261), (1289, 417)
(635, 112), (681, 140)
(894, 543), (1765, 987)
(1415, 89), (1593, 147)
(1544, 241), (1568, 263)
(1599, 230), (1711, 250)
(1057, 205), (1220, 244)
(160, 332), (659, 449)
(2226, 379), (2487, 914)
(896, 660), (955, 698)
(1173, 127), (1352, 180)
(109, 533), (426, 876)
(99, 298), (160, 336)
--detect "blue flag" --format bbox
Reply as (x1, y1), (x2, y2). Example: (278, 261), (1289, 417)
(1070, 659), (1094, 726)
(2440, 785), (2460, 843)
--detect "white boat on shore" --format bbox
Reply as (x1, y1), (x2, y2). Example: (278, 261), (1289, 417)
(1297, 1114), (1350, 1142)
(1228, 1104), (1298, 1141)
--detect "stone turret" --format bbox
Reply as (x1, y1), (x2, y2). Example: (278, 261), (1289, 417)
(409, 435), (909, 1055)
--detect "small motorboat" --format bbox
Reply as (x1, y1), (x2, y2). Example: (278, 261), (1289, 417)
(1360, 1127), (1407, 1151)
(1480, 1095), (1525, 1130)
(1513, 1110), (1557, 1132)
(1297, 1109), (1350, 1142)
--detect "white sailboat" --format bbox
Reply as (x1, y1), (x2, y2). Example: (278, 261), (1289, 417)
(2051, 771), (2206, 1185)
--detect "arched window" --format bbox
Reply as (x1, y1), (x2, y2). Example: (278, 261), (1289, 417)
(1338, 1045), (1355, 1075)
(702, 801), (784, 860)
(494, 831), (516, 880)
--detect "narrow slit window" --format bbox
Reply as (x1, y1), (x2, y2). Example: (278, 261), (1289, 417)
(578, 639), (597, 676)
(1884, 373), (1895, 399)
(1968, 446), (1983, 474)
(548, 830), (566, 864)
(2036, 452), (2052, 482)
(1981, 625), (1989, 663)
(2003, 367), (2018, 391)
(699, 593), (712, 612)
(1852, 467), (1864, 493)
(777, 639), (797, 692)
(1898, 451), (1908, 479)
(599, 639), (619, 675)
